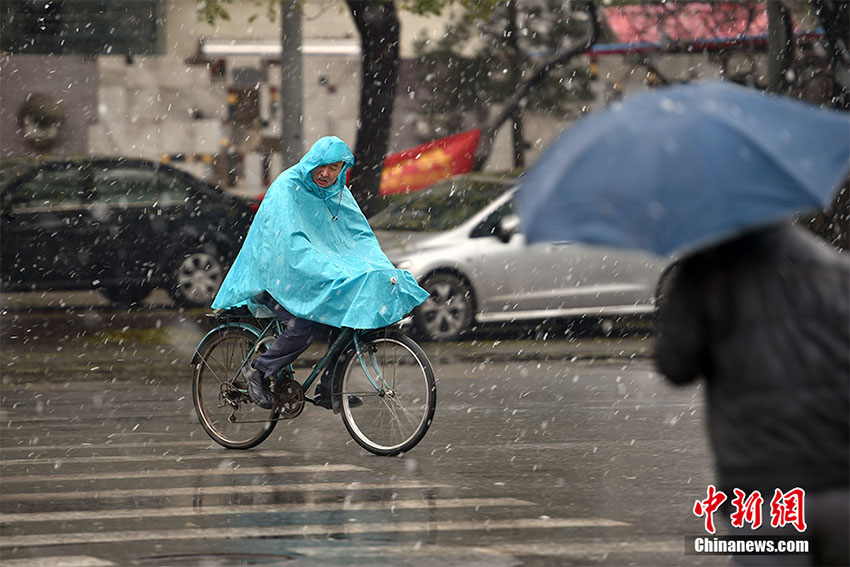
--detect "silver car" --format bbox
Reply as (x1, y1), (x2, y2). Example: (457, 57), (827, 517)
(371, 173), (666, 341)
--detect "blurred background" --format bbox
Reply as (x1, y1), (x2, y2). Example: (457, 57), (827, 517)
(1, 0), (847, 318)
(2, 1), (845, 195)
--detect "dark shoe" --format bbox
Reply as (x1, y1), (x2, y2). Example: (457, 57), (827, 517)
(313, 388), (363, 412)
(242, 363), (273, 410)
(312, 392), (333, 410)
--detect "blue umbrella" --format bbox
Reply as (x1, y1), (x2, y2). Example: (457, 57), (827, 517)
(515, 81), (850, 257)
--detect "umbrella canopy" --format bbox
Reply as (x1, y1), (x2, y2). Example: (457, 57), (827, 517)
(515, 80), (850, 257)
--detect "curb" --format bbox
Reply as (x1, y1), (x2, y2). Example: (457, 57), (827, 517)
(292, 336), (655, 367)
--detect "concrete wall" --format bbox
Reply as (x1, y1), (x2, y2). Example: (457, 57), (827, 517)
(88, 55), (227, 161)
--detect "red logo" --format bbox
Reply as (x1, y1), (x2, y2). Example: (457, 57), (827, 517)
(770, 488), (807, 532)
(693, 485), (728, 534)
(730, 489), (764, 529)
(693, 486), (807, 534)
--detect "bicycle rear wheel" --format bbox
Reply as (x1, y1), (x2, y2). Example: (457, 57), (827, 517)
(338, 331), (436, 456)
(192, 325), (279, 449)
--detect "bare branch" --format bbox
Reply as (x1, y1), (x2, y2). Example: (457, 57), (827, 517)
(473, 0), (601, 169)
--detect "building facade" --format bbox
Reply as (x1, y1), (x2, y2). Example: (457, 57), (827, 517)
(3, 1), (821, 193)
(1, 0), (471, 190)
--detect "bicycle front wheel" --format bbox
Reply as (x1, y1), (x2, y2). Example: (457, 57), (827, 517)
(192, 325), (279, 450)
(338, 331), (436, 456)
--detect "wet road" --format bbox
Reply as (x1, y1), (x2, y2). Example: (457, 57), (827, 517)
(1, 292), (727, 566)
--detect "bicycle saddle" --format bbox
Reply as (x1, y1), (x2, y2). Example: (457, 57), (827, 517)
(210, 306), (254, 321)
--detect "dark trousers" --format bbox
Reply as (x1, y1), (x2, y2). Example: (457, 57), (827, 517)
(253, 294), (341, 393)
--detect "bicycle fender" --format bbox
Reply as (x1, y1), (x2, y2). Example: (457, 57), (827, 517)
(190, 323), (261, 365)
(330, 345), (355, 414)
(331, 328), (402, 413)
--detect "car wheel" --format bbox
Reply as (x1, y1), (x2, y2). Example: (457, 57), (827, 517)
(100, 285), (154, 306)
(414, 272), (475, 341)
(169, 245), (226, 308)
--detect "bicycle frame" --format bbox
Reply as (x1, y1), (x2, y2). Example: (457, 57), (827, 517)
(193, 314), (436, 455)
(195, 318), (387, 396)
(353, 332), (388, 392)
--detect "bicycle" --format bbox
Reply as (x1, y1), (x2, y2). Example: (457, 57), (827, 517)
(191, 308), (436, 456)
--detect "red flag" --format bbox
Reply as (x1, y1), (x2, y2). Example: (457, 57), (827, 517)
(379, 129), (480, 195)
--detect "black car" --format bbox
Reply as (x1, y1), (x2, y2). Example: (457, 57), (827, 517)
(0, 157), (253, 308)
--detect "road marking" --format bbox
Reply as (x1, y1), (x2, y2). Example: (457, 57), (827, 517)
(285, 540), (682, 559)
(477, 540), (682, 555)
(2, 416), (96, 423)
(0, 556), (116, 567)
(0, 463), (367, 483)
(0, 451), (294, 466)
(3, 480), (448, 502)
(0, 497), (534, 523)
(0, 517), (630, 548)
(0, 440), (217, 453)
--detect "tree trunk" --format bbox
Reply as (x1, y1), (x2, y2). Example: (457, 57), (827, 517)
(506, 0), (525, 168)
(345, 0), (400, 217)
(812, 0), (850, 109)
(511, 112), (525, 169)
(766, 1), (793, 94)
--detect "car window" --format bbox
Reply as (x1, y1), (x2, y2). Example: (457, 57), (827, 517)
(155, 171), (194, 204)
(9, 168), (85, 211)
(0, 164), (30, 190)
(93, 167), (194, 205)
(370, 178), (512, 232)
(93, 168), (160, 204)
(470, 199), (517, 238)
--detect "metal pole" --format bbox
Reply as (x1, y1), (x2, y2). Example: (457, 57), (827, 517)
(280, 0), (303, 167)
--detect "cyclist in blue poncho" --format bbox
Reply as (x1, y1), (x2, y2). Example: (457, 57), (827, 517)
(212, 136), (429, 409)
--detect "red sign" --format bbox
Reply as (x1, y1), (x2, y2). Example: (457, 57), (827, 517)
(604, 3), (769, 45)
(379, 129), (480, 195)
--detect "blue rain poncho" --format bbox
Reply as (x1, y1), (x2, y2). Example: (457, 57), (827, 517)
(212, 136), (429, 329)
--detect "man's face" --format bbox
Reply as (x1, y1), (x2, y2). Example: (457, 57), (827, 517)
(311, 161), (344, 188)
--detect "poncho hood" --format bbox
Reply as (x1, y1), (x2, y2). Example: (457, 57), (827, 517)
(212, 136), (429, 328)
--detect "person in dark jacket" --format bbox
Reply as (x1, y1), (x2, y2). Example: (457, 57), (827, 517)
(654, 223), (849, 567)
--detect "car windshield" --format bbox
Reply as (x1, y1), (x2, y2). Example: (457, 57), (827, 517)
(0, 163), (34, 190)
(370, 177), (512, 232)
